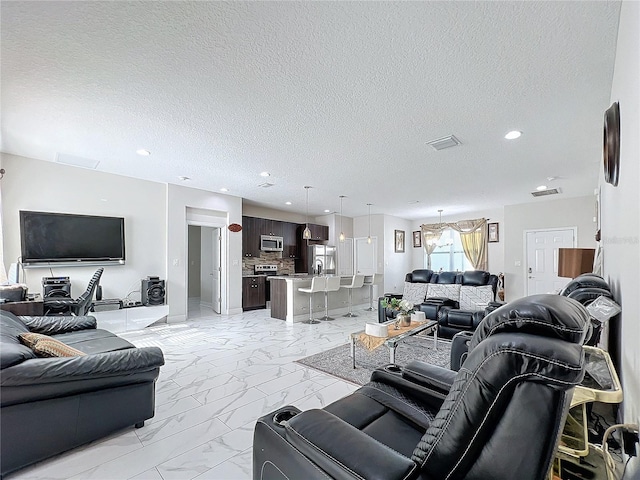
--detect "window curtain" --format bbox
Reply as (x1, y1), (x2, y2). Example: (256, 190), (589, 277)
(420, 224), (446, 269)
(449, 218), (488, 271)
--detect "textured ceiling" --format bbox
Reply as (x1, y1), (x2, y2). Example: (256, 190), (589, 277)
(1, 1), (621, 219)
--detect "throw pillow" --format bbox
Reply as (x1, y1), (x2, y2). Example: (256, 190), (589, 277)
(402, 282), (429, 306)
(426, 284), (461, 302)
(18, 332), (50, 349)
(459, 285), (494, 311)
(32, 338), (86, 358)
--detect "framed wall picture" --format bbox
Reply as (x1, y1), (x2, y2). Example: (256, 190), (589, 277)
(488, 222), (499, 243)
(394, 230), (405, 253)
(412, 230), (422, 248)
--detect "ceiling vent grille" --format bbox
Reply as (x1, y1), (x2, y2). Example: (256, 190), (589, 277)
(55, 153), (100, 169)
(257, 182), (275, 188)
(531, 188), (561, 197)
(427, 135), (462, 151)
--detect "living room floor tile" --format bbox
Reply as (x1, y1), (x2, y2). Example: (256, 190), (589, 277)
(5, 307), (378, 480)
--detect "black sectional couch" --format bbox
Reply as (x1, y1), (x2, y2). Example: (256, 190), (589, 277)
(0, 310), (165, 477)
(379, 269), (500, 338)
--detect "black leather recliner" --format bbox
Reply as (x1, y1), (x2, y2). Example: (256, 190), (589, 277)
(450, 273), (612, 371)
(44, 268), (103, 316)
(253, 294), (589, 480)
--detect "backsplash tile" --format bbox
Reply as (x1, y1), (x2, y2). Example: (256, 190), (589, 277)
(242, 253), (295, 276)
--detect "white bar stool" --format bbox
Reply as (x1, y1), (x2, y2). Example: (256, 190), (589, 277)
(320, 276), (342, 321)
(342, 274), (365, 317)
(363, 273), (381, 311)
(298, 276), (326, 324)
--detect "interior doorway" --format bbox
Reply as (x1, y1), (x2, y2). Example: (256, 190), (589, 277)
(187, 224), (223, 318)
(525, 227), (576, 295)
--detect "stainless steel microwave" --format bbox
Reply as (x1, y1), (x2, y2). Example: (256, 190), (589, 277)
(260, 235), (284, 252)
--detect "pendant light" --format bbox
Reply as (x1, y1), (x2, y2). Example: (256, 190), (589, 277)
(367, 203), (372, 244)
(338, 195), (346, 242)
(303, 186), (312, 240)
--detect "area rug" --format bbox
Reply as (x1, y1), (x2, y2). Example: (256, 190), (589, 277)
(296, 336), (451, 386)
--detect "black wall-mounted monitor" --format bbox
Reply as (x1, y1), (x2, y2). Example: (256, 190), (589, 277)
(20, 210), (125, 266)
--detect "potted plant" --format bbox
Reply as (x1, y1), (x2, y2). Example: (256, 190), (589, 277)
(380, 297), (415, 329)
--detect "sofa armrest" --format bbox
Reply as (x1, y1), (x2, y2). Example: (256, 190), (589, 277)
(401, 360), (456, 394)
(285, 409), (418, 480)
(20, 315), (97, 335)
(1, 347), (164, 386)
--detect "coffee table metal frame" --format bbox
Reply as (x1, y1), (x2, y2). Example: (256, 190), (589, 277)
(349, 319), (438, 369)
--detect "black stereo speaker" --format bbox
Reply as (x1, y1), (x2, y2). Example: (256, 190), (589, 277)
(42, 277), (71, 299)
(141, 277), (166, 306)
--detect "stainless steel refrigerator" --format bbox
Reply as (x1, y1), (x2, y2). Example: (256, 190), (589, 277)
(308, 245), (336, 275)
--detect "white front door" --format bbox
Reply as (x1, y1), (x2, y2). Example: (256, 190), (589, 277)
(355, 237), (376, 276)
(525, 228), (576, 295)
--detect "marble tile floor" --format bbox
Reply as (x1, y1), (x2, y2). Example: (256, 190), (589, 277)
(9, 305), (379, 480)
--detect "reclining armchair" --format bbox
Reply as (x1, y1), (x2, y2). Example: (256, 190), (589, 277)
(253, 294), (589, 480)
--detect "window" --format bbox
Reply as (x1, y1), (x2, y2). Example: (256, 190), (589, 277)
(426, 229), (473, 272)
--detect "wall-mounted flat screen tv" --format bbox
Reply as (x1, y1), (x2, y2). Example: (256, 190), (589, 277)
(20, 211), (125, 266)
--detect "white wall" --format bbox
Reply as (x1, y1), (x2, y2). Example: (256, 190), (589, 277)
(504, 195), (596, 300)
(187, 225), (201, 297)
(411, 208), (505, 275)
(167, 184), (243, 322)
(381, 215), (413, 294)
(0, 153), (166, 302)
(601, 2), (640, 471)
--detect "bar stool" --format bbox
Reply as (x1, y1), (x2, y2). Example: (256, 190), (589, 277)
(363, 273), (381, 311)
(298, 276), (326, 324)
(342, 274), (365, 317)
(320, 276), (342, 321)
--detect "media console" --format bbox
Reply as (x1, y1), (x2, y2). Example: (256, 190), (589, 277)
(90, 304), (169, 333)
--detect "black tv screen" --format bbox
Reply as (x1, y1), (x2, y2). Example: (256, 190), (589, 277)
(20, 211), (125, 265)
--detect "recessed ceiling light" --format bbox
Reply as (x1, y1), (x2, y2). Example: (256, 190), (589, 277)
(536, 185), (548, 191)
(178, 176), (190, 181)
(324, 209), (331, 213)
(285, 201), (292, 205)
(260, 171), (270, 177)
(220, 187), (229, 192)
(505, 130), (522, 140)
(136, 149), (151, 156)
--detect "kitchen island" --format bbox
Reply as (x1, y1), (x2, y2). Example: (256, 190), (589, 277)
(268, 275), (375, 324)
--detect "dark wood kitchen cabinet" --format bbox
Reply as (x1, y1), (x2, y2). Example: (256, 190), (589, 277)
(242, 276), (266, 310)
(282, 222), (299, 258)
(298, 223), (329, 242)
(242, 216), (261, 258)
(261, 219), (283, 237)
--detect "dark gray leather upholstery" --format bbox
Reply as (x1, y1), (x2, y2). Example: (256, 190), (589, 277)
(254, 294), (589, 480)
(0, 310), (164, 477)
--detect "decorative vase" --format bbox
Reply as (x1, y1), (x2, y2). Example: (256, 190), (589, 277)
(395, 313), (411, 329)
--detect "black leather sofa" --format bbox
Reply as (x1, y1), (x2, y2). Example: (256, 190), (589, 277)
(0, 310), (165, 477)
(379, 269), (499, 338)
(450, 273), (612, 371)
(253, 294), (589, 480)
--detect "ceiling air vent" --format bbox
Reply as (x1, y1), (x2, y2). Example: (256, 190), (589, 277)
(55, 153), (100, 169)
(257, 182), (275, 188)
(531, 188), (561, 197)
(426, 135), (462, 151)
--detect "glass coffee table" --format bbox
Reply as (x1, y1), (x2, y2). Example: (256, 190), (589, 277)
(349, 319), (438, 369)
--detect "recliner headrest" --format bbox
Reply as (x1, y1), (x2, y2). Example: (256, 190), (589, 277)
(410, 270), (433, 283)
(432, 271), (458, 284)
(469, 294), (590, 350)
(560, 274), (610, 297)
(460, 270), (490, 286)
